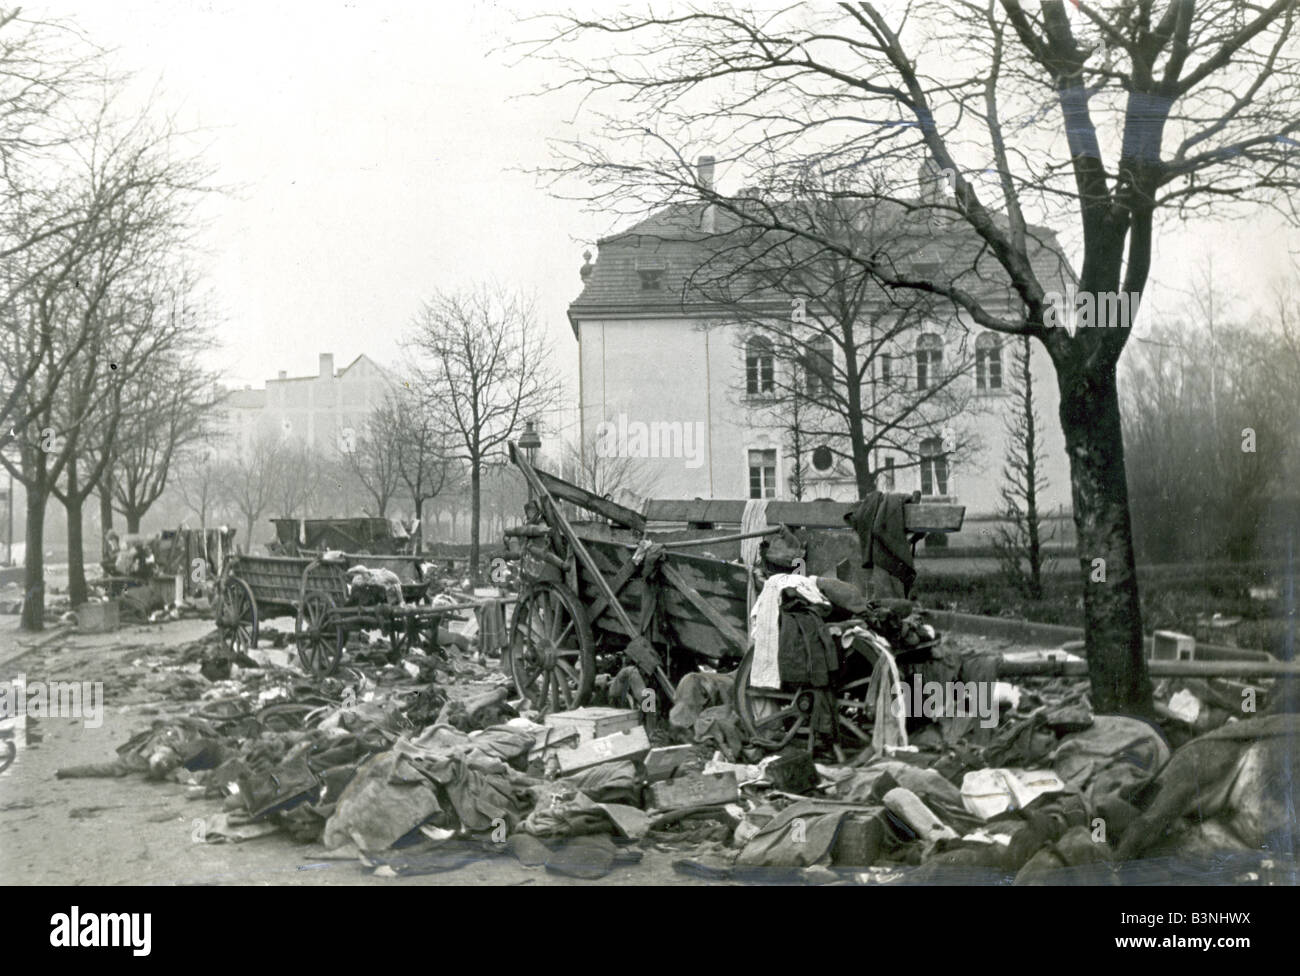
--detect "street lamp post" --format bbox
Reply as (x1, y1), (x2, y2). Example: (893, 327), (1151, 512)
(519, 420), (542, 468)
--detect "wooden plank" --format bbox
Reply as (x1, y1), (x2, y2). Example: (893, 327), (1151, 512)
(996, 658), (1300, 678)
(643, 498), (965, 532)
(659, 563), (750, 653)
(583, 554), (642, 624)
(644, 745), (694, 783)
(536, 467), (645, 531)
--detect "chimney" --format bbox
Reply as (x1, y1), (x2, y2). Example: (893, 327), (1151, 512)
(277, 370), (287, 380)
(319, 353), (334, 379)
(918, 159), (948, 204)
(696, 155), (716, 195)
(697, 155), (718, 234)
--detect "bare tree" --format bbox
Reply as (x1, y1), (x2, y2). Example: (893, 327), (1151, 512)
(405, 285), (561, 581)
(173, 446), (228, 534)
(221, 430), (284, 553)
(2, 92), (210, 619)
(386, 383), (460, 553)
(993, 335), (1054, 598)
(563, 428), (664, 501)
(1123, 277), (1288, 562)
(112, 347), (221, 534)
(685, 186), (987, 496)
(524, 0), (1300, 713)
(338, 396), (404, 517)
(269, 438), (322, 521)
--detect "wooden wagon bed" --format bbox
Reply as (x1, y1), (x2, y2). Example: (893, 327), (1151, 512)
(502, 441), (965, 732)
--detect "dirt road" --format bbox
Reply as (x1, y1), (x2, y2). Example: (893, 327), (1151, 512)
(0, 617), (704, 886)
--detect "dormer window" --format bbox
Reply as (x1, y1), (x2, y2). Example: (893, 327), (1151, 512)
(636, 256), (668, 292)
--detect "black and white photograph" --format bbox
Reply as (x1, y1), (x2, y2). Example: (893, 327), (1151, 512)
(0, 0), (1297, 930)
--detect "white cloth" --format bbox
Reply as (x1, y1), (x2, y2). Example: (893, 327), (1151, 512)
(740, 498), (770, 614)
(844, 625), (909, 756)
(749, 573), (829, 690)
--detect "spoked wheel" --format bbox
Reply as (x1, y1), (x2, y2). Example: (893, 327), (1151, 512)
(734, 649), (877, 761)
(296, 592), (344, 677)
(509, 582), (595, 715)
(215, 578), (258, 653)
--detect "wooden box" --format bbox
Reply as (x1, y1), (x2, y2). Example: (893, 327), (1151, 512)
(545, 707), (642, 744)
(648, 771), (739, 810)
(556, 727), (651, 774)
(1151, 630), (1195, 662)
(76, 600), (120, 633)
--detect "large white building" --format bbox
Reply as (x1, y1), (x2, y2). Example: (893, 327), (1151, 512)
(214, 352), (396, 456)
(568, 167), (1076, 546)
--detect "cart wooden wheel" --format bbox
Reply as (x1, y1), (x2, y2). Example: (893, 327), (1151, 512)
(385, 615), (414, 658)
(734, 649), (877, 760)
(509, 581), (595, 715)
(295, 592), (344, 677)
(215, 577), (258, 653)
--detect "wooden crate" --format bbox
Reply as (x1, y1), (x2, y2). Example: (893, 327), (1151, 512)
(76, 600), (119, 633)
(648, 771), (739, 810)
(545, 707), (642, 744)
(556, 727), (651, 774)
(644, 745), (694, 783)
(1152, 630), (1196, 662)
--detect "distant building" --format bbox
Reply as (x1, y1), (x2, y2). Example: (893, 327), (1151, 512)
(214, 353), (396, 456)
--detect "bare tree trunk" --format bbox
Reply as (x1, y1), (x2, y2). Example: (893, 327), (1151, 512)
(1022, 337), (1043, 600)
(65, 458), (88, 606)
(21, 488), (47, 631)
(126, 510), (142, 534)
(413, 497), (424, 555)
(99, 473), (114, 561)
(469, 460), (481, 585)
(1058, 364), (1151, 715)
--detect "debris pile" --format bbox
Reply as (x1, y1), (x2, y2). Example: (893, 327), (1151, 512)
(52, 609), (1299, 885)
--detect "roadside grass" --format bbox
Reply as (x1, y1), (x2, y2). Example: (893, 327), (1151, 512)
(917, 562), (1295, 659)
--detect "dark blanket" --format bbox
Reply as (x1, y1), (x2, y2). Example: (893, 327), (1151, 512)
(845, 490), (918, 596)
(778, 607), (837, 688)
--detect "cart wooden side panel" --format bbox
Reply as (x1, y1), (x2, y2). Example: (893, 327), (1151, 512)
(574, 536), (749, 662)
(223, 554), (348, 613)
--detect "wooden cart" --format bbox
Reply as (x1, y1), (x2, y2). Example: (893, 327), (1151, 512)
(503, 442), (965, 756)
(213, 552), (462, 676)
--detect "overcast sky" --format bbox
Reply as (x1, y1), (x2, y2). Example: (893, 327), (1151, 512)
(34, 1), (1300, 402)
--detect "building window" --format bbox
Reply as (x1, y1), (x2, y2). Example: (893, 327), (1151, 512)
(916, 333), (943, 390)
(879, 353), (892, 384)
(976, 333), (1003, 392)
(748, 449), (777, 499)
(638, 269), (664, 291)
(880, 455), (896, 491)
(804, 336), (834, 396)
(919, 437), (949, 497)
(745, 337), (775, 396)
